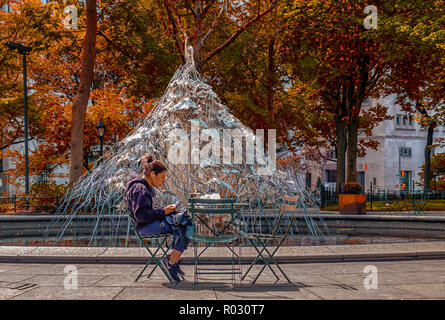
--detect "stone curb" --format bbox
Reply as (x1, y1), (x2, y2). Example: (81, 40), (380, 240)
(1, 244), (444, 264)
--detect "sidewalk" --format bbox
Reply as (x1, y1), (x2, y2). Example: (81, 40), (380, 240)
(0, 254), (444, 300)
(1, 242), (444, 300)
(1, 241), (445, 264)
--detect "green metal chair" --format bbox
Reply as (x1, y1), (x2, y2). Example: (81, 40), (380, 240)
(378, 190), (401, 215)
(407, 190), (431, 216)
(240, 194), (300, 284)
(128, 216), (177, 283)
(189, 198), (242, 285)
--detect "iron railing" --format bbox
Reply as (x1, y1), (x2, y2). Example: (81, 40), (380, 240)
(0, 196), (62, 213)
(319, 189), (445, 208)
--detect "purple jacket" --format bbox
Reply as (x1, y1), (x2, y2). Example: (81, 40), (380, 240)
(125, 172), (165, 229)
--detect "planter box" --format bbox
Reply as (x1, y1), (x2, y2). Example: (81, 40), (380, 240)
(339, 194), (366, 215)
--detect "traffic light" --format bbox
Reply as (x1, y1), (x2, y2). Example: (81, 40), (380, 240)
(401, 170), (405, 177)
(402, 183), (406, 189)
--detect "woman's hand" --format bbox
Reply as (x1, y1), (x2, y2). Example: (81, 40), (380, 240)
(163, 204), (178, 215)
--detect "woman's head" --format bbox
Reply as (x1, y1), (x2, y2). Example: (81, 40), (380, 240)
(141, 154), (167, 188)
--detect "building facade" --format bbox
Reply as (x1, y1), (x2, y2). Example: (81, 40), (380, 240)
(309, 95), (445, 192)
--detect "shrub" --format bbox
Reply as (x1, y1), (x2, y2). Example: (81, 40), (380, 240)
(342, 182), (363, 194)
(29, 181), (70, 212)
(30, 181), (69, 198)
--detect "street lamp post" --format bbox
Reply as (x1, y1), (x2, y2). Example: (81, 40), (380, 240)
(95, 121), (106, 163)
(5, 41), (32, 196)
(433, 169), (438, 197)
(398, 147), (402, 193)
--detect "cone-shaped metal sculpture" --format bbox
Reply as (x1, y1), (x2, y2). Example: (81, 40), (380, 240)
(42, 46), (329, 247)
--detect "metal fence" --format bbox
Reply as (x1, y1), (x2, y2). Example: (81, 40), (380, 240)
(320, 189), (445, 208)
(0, 196), (62, 213)
(2, 190), (444, 213)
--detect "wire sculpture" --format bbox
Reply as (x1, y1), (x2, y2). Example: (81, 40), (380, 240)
(42, 46), (330, 247)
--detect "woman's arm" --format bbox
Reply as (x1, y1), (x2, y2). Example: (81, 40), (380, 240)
(130, 185), (166, 224)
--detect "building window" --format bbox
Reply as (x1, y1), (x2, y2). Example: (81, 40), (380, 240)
(327, 149), (337, 160)
(399, 147), (412, 158)
(396, 114), (414, 129)
(358, 172), (365, 189)
(325, 170), (336, 183)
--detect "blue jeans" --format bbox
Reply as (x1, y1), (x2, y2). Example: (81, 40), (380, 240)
(138, 219), (190, 253)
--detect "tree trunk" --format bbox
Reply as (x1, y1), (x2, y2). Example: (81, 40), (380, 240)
(267, 39), (275, 125)
(335, 120), (347, 193)
(417, 102), (436, 192)
(69, 0), (97, 183)
(346, 114), (359, 183)
(334, 87), (348, 193)
(345, 55), (370, 185)
(424, 121), (436, 191)
(193, 1), (203, 71)
(345, 57), (369, 185)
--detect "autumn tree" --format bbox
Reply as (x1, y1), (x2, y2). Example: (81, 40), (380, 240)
(153, 0), (306, 161)
(418, 152), (445, 192)
(284, 0), (402, 191)
(0, 0), (45, 153)
(200, 0), (315, 151)
(380, 0), (444, 191)
(0, 0), (70, 191)
(284, 0), (444, 193)
(0, 0), (153, 192)
(97, 0), (180, 100)
(69, 0), (97, 183)
(157, 0), (278, 72)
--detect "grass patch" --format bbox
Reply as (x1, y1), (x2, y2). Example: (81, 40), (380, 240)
(322, 199), (445, 212)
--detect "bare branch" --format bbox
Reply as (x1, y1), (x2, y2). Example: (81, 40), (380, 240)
(97, 30), (136, 62)
(163, 0), (186, 63)
(202, 0), (217, 17)
(0, 120), (21, 151)
(184, 0), (197, 17)
(201, 0), (277, 67)
(170, 1), (188, 37)
(200, 0), (226, 47)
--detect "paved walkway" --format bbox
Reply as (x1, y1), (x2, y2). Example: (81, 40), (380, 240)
(0, 259), (444, 300)
(0, 241), (444, 300)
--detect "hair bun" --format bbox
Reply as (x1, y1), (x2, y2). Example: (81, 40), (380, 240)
(140, 153), (167, 176)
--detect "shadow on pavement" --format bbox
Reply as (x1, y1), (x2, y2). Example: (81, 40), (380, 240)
(162, 280), (358, 292)
(162, 280), (301, 292)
